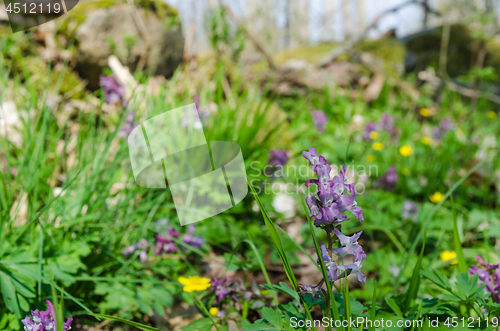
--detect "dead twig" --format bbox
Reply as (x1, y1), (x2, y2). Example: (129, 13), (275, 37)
(129, 4), (150, 73)
(223, 5), (277, 70)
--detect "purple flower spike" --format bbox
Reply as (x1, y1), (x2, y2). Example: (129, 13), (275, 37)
(433, 118), (453, 140)
(377, 165), (398, 191)
(312, 110), (328, 132)
(22, 300), (73, 331)
(210, 277), (235, 304)
(99, 74), (125, 105)
(362, 122), (379, 141)
(402, 200), (418, 222)
(469, 255), (500, 303)
(182, 224), (205, 250)
(268, 150), (288, 167)
(302, 147), (327, 167)
(119, 111), (139, 138)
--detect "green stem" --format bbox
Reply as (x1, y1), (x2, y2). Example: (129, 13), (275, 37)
(193, 292), (221, 331)
(343, 274), (351, 331)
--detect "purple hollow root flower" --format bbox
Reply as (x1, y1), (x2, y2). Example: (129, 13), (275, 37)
(376, 165), (398, 191)
(99, 74), (125, 105)
(469, 255), (500, 303)
(122, 238), (149, 264)
(119, 111), (139, 138)
(302, 147), (364, 227)
(402, 200), (419, 222)
(210, 277), (238, 304)
(22, 300), (73, 331)
(362, 113), (398, 141)
(300, 147), (367, 291)
(181, 224), (205, 250)
(312, 110), (328, 133)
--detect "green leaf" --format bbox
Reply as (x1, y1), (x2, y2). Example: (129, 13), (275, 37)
(262, 307), (283, 329)
(181, 318), (213, 331)
(0, 271), (21, 317)
(89, 313), (164, 331)
(421, 269), (451, 291)
(261, 282), (300, 302)
(385, 297), (403, 318)
(404, 228), (427, 312)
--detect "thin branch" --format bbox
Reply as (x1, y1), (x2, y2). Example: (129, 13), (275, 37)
(318, 0), (441, 68)
(223, 5), (277, 70)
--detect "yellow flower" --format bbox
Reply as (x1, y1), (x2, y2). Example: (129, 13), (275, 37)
(366, 154), (375, 162)
(399, 144), (412, 157)
(488, 111), (497, 119)
(401, 168), (409, 176)
(178, 276), (211, 292)
(440, 250), (458, 265)
(420, 108), (431, 117)
(420, 136), (433, 146)
(429, 191), (444, 204)
(372, 142), (383, 151)
(209, 307), (218, 316)
(369, 131), (378, 140)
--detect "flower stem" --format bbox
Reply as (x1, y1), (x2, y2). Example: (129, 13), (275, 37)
(327, 232), (333, 260)
(193, 292), (221, 331)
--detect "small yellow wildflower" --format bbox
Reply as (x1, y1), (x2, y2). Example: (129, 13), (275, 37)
(399, 144), (412, 157)
(372, 142), (383, 151)
(440, 250), (458, 265)
(420, 136), (433, 146)
(209, 307), (218, 316)
(429, 191), (444, 204)
(178, 276), (211, 292)
(488, 111), (497, 119)
(401, 168), (410, 176)
(369, 131), (379, 140)
(420, 108), (431, 117)
(366, 154), (375, 162)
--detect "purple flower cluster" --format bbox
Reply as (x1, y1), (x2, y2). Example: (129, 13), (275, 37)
(122, 238), (149, 264)
(210, 277), (238, 304)
(122, 223), (205, 264)
(469, 255), (500, 303)
(433, 118), (453, 140)
(362, 113), (397, 141)
(22, 300), (73, 331)
(303, 147), (363, 227)
(302, 147), (366, 287)
(99, 75), (125, 106)
(265, 149), (289, 177)
(402, 200), (419, 222)
(312, 110), (328, 133)
(376, 165), (398, 191)
(119, 111), (139, 138)
(154, 224), (205, 255)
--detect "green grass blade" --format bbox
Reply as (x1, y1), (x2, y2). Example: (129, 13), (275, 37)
(369, 284), (377, 331)
(244, 238), (279, 307)
(404, 228), (427, 312)
(89, 313), (164, 331)
(450, 193), (466, 273)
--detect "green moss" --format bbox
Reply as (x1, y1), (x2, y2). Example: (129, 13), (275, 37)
(274, 43), (338, 65)
(60, 0), (179, 37)
(355, 39), (406, 66)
